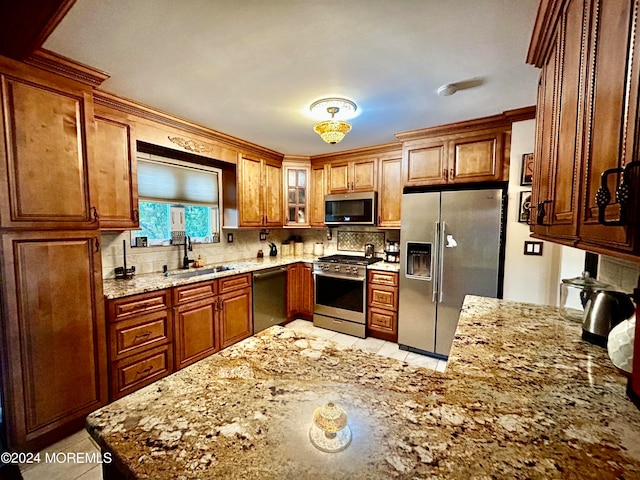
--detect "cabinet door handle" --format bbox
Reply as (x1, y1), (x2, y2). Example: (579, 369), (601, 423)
(450, 168), (455, 180)
(595, 161), (640, 226)
(135, 366), (153, 377)
(133, 208), (139, 222)
(91, 206), (100, 222)
(536, 200), (552, 226)
(94, 237), (100, 253)
(134, 331), (152, 341)
(443, 169), (448, 181)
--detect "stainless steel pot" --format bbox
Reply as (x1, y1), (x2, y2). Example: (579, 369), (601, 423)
(582, 289), (635, 347)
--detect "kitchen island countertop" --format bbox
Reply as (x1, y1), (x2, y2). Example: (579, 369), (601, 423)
(86, 295), (640, 479)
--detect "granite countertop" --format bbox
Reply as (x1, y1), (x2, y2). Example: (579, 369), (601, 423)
(368, 261), (400, 273)
(86, 296), (640, 479)
(103, 256), (399, 299)
(103, 256), (318, 299)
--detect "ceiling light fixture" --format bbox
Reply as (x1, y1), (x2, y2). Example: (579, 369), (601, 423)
(310, 98), (357, 144)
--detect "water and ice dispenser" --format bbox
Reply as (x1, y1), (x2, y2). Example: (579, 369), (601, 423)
(405, 242), (432, 280)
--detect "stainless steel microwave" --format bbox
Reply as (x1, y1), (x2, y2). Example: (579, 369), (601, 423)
(324, 192), (377, 225)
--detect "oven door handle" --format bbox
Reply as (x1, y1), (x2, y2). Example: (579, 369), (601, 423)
(313, 272), (366, 282)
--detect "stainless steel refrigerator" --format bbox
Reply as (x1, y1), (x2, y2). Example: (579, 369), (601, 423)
(398, 188), (505, 358)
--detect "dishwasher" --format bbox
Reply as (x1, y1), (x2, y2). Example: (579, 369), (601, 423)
(253, 266), (287, 333)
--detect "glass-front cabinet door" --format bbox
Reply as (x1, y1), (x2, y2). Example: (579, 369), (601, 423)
(283, 162), (310, 226)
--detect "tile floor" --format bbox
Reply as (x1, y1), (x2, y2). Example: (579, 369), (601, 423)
(10, 319), (445, 480)
(286, 319), (448, 372)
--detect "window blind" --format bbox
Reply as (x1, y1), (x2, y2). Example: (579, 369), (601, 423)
(137, 158), (219, 206)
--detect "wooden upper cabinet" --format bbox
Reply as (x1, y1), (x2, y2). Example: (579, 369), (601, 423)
(527, 0), (640, 259)
(531, 38), (559, 237)
(449, 133), (504, 183)
(238, 155), (263, 227)
(264, 161), (282, 226)
(399, 123), (510, 188)
(93, 108), (139, 230)
(309, 164), (326, 227)
(237, 154), (282, 227)
(378, 155), (402, 228)
(403, 140), (447, 186)
(0, 230), (107, 451)
(0, 71), (97, 229)
(327, 157), (377, 193)
(283, 162), (310, 227)
(578, 0), (639, 252)
(530, 0), (585, 241)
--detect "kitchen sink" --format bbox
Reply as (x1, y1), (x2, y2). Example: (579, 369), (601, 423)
(169, 266), (233, 279)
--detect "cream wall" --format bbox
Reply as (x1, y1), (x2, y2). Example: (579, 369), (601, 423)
(502, 119), (584, 305)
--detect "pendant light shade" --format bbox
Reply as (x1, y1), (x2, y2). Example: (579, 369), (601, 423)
(310, 98), (357, 144)
(313, 112), (352, 144)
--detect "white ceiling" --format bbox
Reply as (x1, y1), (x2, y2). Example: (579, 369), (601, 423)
(44, 0), (541, 156)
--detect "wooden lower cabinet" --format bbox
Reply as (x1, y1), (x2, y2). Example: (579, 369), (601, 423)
(287, 263), (314, 320)
(106, 289), (173, 400)
(173, 273), (253, 368)
(0, 231), (107, 452)
(367, 270), (399, 342)
(174, 297), (218, 369)
(110, 344), (173, 400)
(107, 274), (253, 398)
(218, 287), (253, 350)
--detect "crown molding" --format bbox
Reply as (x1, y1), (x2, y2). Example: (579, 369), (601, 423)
(93, 89), (284, 162)
(310, 142), (402, 163)
(25, 48), (110, 87)
(394, 108), (532, 142)
(526, 0), (566, 67)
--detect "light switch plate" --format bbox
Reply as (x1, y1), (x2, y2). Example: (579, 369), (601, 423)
(523, 241), (543, 256)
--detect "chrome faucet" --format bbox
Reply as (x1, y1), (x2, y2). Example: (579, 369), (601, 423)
(182, 236), (194, 269)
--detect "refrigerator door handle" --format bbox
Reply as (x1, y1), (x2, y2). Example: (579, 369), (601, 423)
(439, 221), (446, 303)
(432, 221), (440, 302)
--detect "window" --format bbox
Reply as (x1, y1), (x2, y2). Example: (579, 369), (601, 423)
(132, 153), (221, 246)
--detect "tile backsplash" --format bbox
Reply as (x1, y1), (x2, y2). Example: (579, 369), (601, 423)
(598, 255), (640, 293)
(101, 225), (398, 279)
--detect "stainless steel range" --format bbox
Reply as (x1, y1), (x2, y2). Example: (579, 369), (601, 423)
(313, 254), (382, 337)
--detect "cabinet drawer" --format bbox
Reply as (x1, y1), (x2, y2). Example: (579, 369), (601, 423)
(110, 310), (172, 361)
(368, 270), (398, 287)
(173, 280), (217, 305)
(109, 290), (171, 320)
(368, 284), (398, 310)
(367, 307), (398, 342)
(368, 307), (397, 331)
(110, 344), (173, 400)
(219, 273), (252, 294)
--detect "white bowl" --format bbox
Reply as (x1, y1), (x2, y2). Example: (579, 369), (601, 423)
(607, 314), (635, 376)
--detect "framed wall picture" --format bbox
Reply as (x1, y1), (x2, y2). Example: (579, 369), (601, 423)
(520, 153), (534, 185)
(519, 191), (532, 223)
